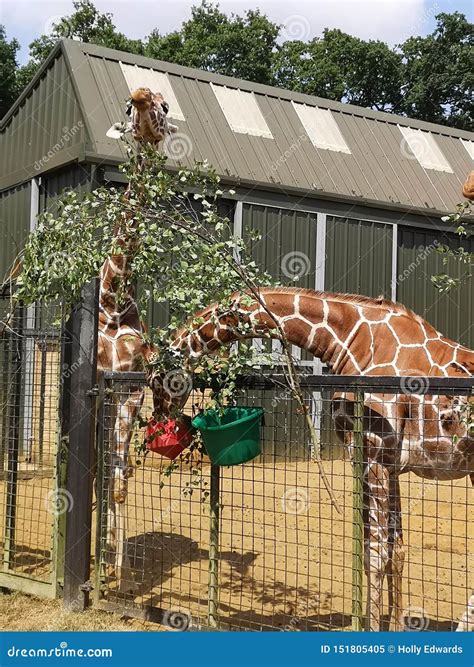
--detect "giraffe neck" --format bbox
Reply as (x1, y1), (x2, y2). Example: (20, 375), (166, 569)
(171, 288), (375, 374)
(98, 253), (137, 322)
(171, 287), (474, 376)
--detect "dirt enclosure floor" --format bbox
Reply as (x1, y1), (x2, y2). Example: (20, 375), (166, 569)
(0, 456), (471, 632)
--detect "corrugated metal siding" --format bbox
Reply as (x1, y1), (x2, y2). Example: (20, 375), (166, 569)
(2, 40), (471, 212)
(0, 52), (87, 189)
(146, 198), (235, 331)
(39, 164), (94, 213)
(243, 203), (317, 286)
(397, 227), (474, 348)
(66, 42), (473, 213)
(0, 182), (31, 280)
(325, 217), (393, 297)
(242, 202), (318, 363)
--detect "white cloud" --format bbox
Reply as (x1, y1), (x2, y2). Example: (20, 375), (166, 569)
(0, 0), (442, 65)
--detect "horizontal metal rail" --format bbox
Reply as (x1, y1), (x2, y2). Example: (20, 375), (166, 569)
(103, 370), (473, 394)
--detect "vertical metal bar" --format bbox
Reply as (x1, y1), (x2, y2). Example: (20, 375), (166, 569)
(52, 426), (68, 595)
(233, 200), (243, 263)
(54, 304), (72, 595)
(208, 463), (220, 628)
(21, 179), (39, 459)
(63, 279), (99, 610)
(352, 390), (365, 631)
(0, 330), (10, 473)
(37, 341), (47, 468)
(94, 374), (108, 605)
(3, 307), (23, 571)
(390, 223), (398, 302)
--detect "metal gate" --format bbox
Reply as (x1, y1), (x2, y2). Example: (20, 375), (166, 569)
(0, 300), (67, 598)
(94, 371), (473, 632)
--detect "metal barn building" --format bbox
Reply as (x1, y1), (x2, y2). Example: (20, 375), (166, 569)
(1, 38), (473, 346)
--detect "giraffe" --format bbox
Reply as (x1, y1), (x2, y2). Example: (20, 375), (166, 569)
(99, 87), (176, 590)
(148, 287), (473, 630)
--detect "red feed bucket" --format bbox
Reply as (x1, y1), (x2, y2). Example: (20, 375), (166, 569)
(145, 418), (194, 460)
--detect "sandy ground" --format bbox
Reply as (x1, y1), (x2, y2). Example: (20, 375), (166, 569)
(0, 374), (472, 632)
(0, 456), (472, 632)
(98, 458), (471, 632)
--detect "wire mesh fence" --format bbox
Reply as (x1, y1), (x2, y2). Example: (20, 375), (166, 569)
(94, 371), (473, 632)
(0, 300), (65, 596)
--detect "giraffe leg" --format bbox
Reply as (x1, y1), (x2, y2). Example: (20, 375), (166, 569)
(109, 387), (144, 593)
(387, 477), (405, 631)
(364, 458), (390, 631)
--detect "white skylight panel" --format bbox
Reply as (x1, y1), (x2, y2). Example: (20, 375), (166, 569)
(210, 83), (273, 139)
(120, 62), (185, 121)
(460, 138), (474, 160)
(291, 102), (351, 154)
(398, 125), (453, 173)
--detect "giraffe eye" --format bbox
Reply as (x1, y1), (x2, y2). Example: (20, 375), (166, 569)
(161, 101), (169, 115)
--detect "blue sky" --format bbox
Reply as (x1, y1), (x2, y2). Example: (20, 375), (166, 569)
(1, 0), (472, 66)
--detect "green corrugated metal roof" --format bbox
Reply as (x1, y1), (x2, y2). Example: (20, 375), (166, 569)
(1, 39), (473, 214)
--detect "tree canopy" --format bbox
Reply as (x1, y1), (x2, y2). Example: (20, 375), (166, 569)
(0, 26), (20, 119)
(1, 1), (473, 130)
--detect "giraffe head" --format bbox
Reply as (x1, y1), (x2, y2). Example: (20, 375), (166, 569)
(128, 87), (178, 144)
(106, 87), (178, 144)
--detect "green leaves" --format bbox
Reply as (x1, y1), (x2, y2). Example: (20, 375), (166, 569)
(16, 148), (273, 398)
(433, 200), (473, 293)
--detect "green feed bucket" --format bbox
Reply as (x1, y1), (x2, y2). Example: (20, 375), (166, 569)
(192, 406), (264, 466)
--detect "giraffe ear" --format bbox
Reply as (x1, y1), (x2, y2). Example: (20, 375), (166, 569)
(161, 101), (170, 115)
(106, 122), (123, 139)
(125, 99), (133, 117)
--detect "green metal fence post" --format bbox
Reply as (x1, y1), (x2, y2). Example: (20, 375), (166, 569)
(208, 463), (220, 628)
(352, 390), (365, 631)
(3, 306), (23, 572)
(94, 375), (108, 605)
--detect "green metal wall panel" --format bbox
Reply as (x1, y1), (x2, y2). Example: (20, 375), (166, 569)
(243, 202), (317, 287)
(146, 198), (235, 332)
(0, 182), (31, 283)
(397, 227), (473, 348)
(325, 216), (393, 297)
(242, 202), (318, 365)
(40, 164), (94, 213)
(0, 53), (87, 189)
